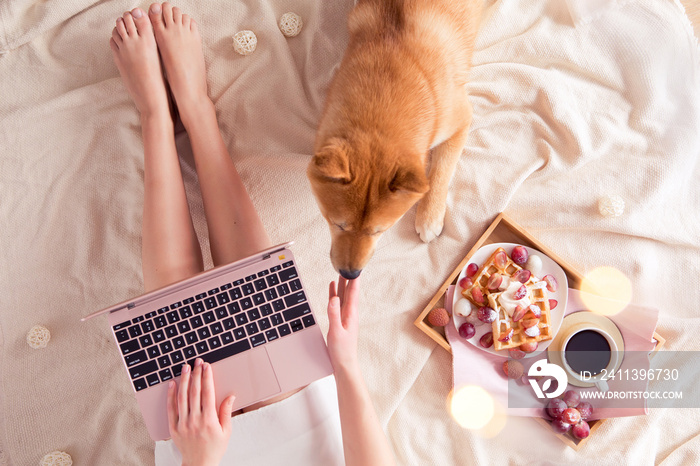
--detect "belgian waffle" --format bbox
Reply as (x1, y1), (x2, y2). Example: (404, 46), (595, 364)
(489, 281), (553, 351)
(461, 246), (553, 352)
(461, 247), (521, 306)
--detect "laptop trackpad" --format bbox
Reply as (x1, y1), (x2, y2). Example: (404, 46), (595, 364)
(211, 347), (281, 410)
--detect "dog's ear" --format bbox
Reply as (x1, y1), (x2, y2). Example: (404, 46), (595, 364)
(389, 165), (429, 195)
(309, 138), (350, 183)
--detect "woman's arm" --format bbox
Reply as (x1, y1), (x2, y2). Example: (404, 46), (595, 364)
(327, 278), (397, 466)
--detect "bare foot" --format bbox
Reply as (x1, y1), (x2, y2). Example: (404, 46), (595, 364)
(110, 8), (169, 118)
(148, 3), (209, 125)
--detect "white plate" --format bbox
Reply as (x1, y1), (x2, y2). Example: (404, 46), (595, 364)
(452, 242), (568, 358)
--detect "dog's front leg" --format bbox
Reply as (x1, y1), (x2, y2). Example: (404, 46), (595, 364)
(415, 123), (471, 243)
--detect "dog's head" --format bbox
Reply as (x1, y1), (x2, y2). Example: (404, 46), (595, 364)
(307, 135), (429, 279)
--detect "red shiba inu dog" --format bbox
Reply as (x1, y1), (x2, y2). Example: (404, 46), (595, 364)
(308, 0), (482, 279)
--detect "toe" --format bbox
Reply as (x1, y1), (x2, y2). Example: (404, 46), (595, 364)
(116, 17), (128, 39)
(109, 37), (119, 53)
(182, 14), (191, 28)
(112, 27), (123, 45)
(122, 12), (137, 36)
(130, 7), (151, 35)
(162, 2), (174, 25)
(148, 3), (164, 30)
(172, 6), (182, 24)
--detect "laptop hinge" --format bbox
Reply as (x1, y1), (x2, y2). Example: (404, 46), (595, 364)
(81, 241), (293, 321)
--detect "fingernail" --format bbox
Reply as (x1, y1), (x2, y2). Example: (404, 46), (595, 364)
(183, 364), (190, 373)
(196, 358), (202, 367)
(150, 3), (161, 14)
(168, 380), (175, 389)
(132, 8), (143, 18)
(203, 363), (209, 372)
(117, 17), (123, 22)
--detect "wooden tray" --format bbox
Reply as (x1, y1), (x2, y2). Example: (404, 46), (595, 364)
(413, 212), (666, 450)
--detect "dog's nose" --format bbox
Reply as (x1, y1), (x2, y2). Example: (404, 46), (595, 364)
(339, 269), (362, 280)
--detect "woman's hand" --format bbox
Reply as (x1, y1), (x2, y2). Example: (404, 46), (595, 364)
(167, 358), (236, 466)
(326, 276), (361, 373)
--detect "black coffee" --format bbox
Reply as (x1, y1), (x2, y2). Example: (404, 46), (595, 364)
(564, 330), (611, 375)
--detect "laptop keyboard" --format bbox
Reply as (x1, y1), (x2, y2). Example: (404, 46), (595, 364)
(112, 261), (317, 392)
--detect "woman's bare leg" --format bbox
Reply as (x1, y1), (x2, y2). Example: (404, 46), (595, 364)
(110, 7), (203, 292)
(148, 2), (271, 266)
(148, 2), (300, 410)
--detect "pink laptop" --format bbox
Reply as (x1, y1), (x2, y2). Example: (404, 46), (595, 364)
(82, 242), (334, 440)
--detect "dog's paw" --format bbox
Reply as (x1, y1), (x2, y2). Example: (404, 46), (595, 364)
(415, 214), (444, 243)
(416, 194), (447, 242)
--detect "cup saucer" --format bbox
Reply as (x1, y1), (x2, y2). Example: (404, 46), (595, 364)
(547, 311), (624, 388)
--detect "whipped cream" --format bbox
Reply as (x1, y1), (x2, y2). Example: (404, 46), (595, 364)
(498, 281), (531, 317)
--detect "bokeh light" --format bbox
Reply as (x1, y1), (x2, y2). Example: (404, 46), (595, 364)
(476, 404), (508, 439)
(448, 385), (495, 430)
(580, 266), (632, 315)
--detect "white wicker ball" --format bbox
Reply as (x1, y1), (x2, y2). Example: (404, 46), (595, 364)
(27, 325), (51, 349)
(279, 12), (303, 37)
(598, 194), (625, 218)
(40, 451), (72, 466)
(232, 30), (257, 55)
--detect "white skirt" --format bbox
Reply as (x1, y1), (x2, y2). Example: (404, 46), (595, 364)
(155, 376), (344, 465)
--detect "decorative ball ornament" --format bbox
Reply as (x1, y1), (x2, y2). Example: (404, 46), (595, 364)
(598, 194), (625, 218)
(27, 325), (51, 349)
(232, 30), (257, 55)
(278, 12), (303, 37)
(40, 451), (72, 466)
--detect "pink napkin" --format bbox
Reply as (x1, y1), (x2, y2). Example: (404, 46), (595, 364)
(445, 286), (659, 420)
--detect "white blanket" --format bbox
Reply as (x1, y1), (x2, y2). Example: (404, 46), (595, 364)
(1, 0), (698, 464)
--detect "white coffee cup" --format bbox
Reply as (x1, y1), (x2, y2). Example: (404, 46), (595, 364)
(560, 324), (618, 392)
